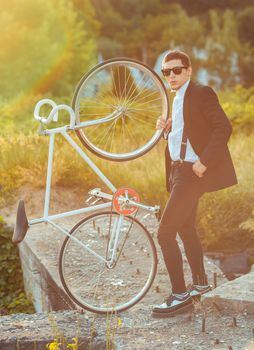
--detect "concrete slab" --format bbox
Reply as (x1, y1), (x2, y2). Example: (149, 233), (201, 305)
(202, 271), (254, 314)
(0, 310), (108, 350)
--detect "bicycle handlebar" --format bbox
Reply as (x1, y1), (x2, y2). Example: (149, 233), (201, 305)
(34, 99), (76, 129)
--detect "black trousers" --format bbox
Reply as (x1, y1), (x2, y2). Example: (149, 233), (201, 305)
(157, 162), (208, 294)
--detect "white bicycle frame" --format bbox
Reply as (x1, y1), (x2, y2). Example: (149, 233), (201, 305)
(29, 99), (160, 266)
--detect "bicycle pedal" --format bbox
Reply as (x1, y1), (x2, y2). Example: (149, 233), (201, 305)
(85, 196), (93, 204)
(143, 213), (151, 219)
(91, 198), (101, 205)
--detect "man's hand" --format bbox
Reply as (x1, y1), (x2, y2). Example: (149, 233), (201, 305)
(156, 117), (172, 133)
(192, 160), (207, 178)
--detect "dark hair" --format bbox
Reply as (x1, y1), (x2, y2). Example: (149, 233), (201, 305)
(163, 50), (191, 67)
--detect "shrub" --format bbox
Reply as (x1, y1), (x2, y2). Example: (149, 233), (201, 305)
(0, 216), (34, 314)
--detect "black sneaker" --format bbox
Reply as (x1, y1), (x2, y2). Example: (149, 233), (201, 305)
(152, 292), (193, 318)
(189, 284), (212, 300)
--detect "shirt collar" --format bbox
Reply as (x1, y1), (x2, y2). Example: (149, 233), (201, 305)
(174, 79), (190, 98)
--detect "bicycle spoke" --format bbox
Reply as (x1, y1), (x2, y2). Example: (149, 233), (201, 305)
(104, 122), (119, 153)
(78, 87), (116, 110)
(125, 87), (159, 106)
(93, 122), (117, 149)
(124, 120), (141, 148)
(124, 112), (157, 128)
(109, 119), (118, 154)
(123, 71), (148, 106)
(128, 106), (162, 113)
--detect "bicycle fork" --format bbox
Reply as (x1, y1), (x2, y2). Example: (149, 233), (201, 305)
(105, 214), (124, 268)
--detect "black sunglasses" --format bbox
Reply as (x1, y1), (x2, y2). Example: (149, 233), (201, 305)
(161, 66), (187, 76)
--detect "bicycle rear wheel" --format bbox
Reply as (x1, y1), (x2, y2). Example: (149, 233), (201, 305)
(59, 211), (157, 314)
(72, 57), (169, 161)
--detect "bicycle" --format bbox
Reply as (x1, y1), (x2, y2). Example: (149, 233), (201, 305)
(12, 57), (169, 314)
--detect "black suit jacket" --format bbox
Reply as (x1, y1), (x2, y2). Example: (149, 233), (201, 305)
(165, 80), (237, 192)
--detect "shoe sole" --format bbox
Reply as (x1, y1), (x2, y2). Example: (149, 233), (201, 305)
(191, 294), (201, 302)
(190, 288), (212, 301)
(151, 303), (194, 318)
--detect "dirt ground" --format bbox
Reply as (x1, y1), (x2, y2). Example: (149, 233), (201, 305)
(2, 185), (254, 350)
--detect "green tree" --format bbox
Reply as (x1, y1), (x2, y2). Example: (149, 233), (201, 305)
(237, 6), (254, 87)
(0, 0), (98, 99)
(202, 9), (241, 88)
(90, 0), (254, 86)
(91, 1), (203, 68)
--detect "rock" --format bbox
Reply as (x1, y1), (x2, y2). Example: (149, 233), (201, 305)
(205, 252), (250, 275)
(220, 253), (249, 274)
(0, 311), (108, 350)
(202, 270), (254, 314)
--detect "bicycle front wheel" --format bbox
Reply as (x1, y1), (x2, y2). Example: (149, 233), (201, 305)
(59, 211), (157, 314)
(72, 58), (169, 161)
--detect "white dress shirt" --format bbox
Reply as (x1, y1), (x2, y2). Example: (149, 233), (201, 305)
(168, 79), (199, 162)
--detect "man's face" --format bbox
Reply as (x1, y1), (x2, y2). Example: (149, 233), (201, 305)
(162, 59), (192, 91)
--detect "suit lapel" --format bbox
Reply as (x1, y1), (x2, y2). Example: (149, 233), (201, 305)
(183, 80), (194, 124)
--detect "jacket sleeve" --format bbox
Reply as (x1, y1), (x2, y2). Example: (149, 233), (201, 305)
(199, 86), (232, 168)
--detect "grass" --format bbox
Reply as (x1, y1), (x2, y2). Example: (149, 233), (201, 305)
(0, 216), (35, 315)
(0, 93), (254, 256)
(198, 134), (254, 254)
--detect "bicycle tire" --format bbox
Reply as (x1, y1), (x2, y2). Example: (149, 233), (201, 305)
(72, 57), (169, 161)
(59, 211), (157, 314)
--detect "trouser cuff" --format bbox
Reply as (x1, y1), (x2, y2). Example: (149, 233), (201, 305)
(193, 274), (208, 286)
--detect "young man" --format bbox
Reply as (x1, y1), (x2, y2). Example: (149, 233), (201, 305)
(152, 50), (237, 318)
